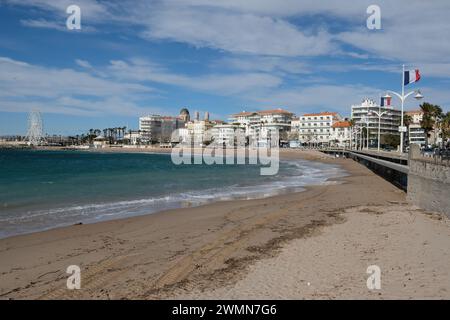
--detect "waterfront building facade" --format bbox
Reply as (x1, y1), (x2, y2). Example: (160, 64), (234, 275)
(330, 121), (352, 147)
(229, 108), (293, 143)
(297, 112), (342, 146)
(351, 98), (401, 146)
(139, 109), (188, 144)
(211, 124), (245, 146)
(405, 110), (426, 146)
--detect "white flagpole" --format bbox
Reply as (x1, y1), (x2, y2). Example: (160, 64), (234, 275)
(400, 64), (405, 153)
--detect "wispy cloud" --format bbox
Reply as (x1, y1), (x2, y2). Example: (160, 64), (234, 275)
(0, 57), (157, 116)
(75, 59), (93, 69)
(106, 58), (282, 95)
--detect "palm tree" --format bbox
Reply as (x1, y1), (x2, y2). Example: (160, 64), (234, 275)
(403, 113), (413, 128)
(403, 113), (413, 146)
(349, 119), (356, 149)
(420, 102), (443, 146)
(441, 112), (450, 146)
(88, 129), (95, 144)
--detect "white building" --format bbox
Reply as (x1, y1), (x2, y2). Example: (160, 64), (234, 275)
(93, 135), (107, 148)
(229, 108), (293, 143)
(139, 115), (161, 143)
(330, 121), (352, 147)
(351, 98), (401, 146)
(184, 112), (214, 144)
(139, 110), (187, 143)
(123, 130), (142, 145)
(211, 124), (245, 146)
(405, 110), (426, 146)
(297, 112), (342, 145)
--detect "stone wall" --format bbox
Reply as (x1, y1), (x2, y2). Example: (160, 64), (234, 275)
(407, 144), (450, 217)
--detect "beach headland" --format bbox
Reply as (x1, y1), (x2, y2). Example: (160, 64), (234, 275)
(0, 149), (449, 299)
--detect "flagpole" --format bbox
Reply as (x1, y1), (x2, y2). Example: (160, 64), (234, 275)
(386, 66), (423, 154)
(400, 64), (405, 153)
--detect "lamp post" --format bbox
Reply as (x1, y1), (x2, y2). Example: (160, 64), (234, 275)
(369, 109), (391, 152)
(361, 115), (370, 150)
(386, 65), (424, 153)
(353, 126), (362, 150)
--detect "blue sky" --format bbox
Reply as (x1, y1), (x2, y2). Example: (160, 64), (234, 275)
(0, 0), (449, 135)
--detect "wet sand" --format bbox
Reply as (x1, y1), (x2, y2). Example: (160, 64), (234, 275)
(0, 149), (448, 299)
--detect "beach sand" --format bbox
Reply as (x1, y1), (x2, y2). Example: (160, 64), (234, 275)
(0, 149), (449, 299)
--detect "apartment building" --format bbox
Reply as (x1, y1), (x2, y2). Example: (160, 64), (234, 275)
(139, 109), (189, 143)
(351, 98), (401, 145)
(330, 121), (352, 147)
(405, 110), (426, 146)
(211, 124), (245, 146)
(229, 108), (293, 143)
(296, 112), (342, 145)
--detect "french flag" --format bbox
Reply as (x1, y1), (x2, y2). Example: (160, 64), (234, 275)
(404, 69), (421, 86)
(381, 96), (391, 107)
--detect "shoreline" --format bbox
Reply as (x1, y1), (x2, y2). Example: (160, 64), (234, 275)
(0, 149), (344, 240)
(1, 150), (448, 299)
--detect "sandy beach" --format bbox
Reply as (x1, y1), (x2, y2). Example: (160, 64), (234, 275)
(0, 149), (449, 299)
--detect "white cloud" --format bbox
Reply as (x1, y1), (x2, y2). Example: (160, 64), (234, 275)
(6, 0), (109, 20)
(20, 19), (67, 31)
(8, 0), (450, 67)
(106, 59), (282, 95)
(217, 56), (311, 74)
(0, 56), (282, 116)
(75, 59), (93, 69)
(0, 57), (157, 116)
(247, 84), (383, 116)
(3, 0), (450, 121)
(140, 7), (334, 57)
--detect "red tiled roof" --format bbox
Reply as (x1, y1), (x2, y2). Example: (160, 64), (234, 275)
(332, 121), (351, 128)
(232, 111), (258, 117)
(405, 110), (423, 115)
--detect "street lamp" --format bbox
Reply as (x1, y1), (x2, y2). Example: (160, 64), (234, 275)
(369, 109), (391, 152)
(352, 126), (362, 150)
(414, 90), (424, 100)
(386, 65), (424, 153)
(361, 115), (370, 150)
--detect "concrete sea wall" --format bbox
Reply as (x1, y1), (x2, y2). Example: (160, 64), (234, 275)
(407, 145), (450, 217)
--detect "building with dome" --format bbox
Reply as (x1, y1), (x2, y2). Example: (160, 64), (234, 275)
(179, 108), (190, 122)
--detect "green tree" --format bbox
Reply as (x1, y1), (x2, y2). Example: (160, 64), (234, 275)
(441, 111), (450, 143)
(382, 134), (400, 148)
(403, 113), (413, 128)
(420, 102), (443, 145)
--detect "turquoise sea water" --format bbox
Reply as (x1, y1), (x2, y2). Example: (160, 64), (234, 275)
(0, 149), (345, 238)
